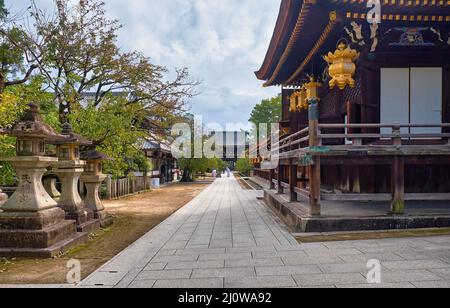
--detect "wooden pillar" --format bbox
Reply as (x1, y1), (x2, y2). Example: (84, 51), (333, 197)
(289, 159), (297, 202)
(308, 98), (321, 216)
(277, 164), (283, 194)
(391, 156), (405, 215)
(351, 166), (361, 193)
(270, 169), (275, 190)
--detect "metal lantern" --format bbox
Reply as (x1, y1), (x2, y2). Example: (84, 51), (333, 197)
(304, 76), (322, 101)
(289, 92), (298, 112)
(323, 41), (360, 90)
(297, 87), (308, 110)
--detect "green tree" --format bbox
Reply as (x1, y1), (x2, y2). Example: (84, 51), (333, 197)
(235, 158), (254, 177)
(8, 0), (198, 126)
(68, 97), (146, 178)
(0, 77), (54, 185)
(0, 1), (39, 94)
(249, 94), (282, 126)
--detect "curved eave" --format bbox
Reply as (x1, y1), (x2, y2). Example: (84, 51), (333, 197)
(255, 0), (303, 81)
(258, 0), (450, 87)
(263, 1), (331, 87)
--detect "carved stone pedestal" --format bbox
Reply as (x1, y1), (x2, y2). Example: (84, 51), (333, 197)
(0, 189), (7, 207)
(0, 157), (87, 258)
(80, 173), (112, 227)
(54, 160), (100, 233)
(43, 174), (61, 201)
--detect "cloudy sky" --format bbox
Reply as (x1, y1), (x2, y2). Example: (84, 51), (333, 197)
(6, 0), (281, 127)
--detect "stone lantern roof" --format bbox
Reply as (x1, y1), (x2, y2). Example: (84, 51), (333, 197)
(53, 123), (92, 146)
(81, 149), (111, 161)
(6, 103), (64, 141)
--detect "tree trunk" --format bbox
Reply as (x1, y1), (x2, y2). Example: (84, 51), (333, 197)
(0, 73), (5, 95)
(180, 168), (193, 182)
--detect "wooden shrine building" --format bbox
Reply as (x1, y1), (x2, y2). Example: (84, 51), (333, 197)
(254, 0), (450, 224)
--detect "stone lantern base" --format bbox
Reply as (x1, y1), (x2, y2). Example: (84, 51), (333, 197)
(55, 160), (100, 233)
(0, 157), (88, 258)
(0, 189), (7, 207)
(80, 174), (113, 227)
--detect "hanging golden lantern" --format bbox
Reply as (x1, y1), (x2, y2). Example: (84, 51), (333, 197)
(289, 92), (298, 112)
(323, 40), (359, 90)
(304, 76), (322, 101)
(297, 87), (307, 110)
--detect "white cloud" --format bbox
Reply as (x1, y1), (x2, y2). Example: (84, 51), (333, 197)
(6, 0), (281, 126)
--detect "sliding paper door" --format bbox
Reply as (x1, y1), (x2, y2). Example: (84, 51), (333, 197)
(410, 67), (442, 134)
(380, 68), (410, 134)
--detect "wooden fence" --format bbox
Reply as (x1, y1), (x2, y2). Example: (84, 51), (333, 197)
(102, 176), (152, 200)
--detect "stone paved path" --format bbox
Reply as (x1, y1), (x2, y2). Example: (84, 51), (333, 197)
(76, 175), (450, 288)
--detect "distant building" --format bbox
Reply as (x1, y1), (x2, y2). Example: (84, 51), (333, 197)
(141, 138), (178, 184)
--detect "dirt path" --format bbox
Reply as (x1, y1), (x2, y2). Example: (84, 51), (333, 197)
(0, 183), (208, 284)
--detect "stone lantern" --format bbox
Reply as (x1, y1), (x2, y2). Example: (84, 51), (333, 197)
(80, 149), (112, 226)
(52, 123), (100, 232)
(0, 103), (87, 258)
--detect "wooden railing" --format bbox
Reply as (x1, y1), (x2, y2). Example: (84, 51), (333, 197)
(272, 123), (450, 157)
(318, 123), (450, 146)
(271, 126), (309, 154)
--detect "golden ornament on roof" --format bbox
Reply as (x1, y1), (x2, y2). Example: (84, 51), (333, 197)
(323, 41), (359, 90)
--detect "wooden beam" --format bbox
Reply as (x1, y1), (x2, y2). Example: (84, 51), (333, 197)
(322, 193), (392, 202)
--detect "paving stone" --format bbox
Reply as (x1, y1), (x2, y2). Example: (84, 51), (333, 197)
(151, 254), (199, 263)
(144, 262), (167, 271)
(336, 282), (415, 289)
(319, 263), (369, 274)
(153, 278), (224, 289)
(412, 280), (450, 288)
(82, 271), (126, 287)
(340, 253), (404, 263)
(293, 273), (367, 287)
(175, 248), (226, 255)
(382, 260), (450, 271)
(282, 256), (344, 265)
(199, 253), (252, 261)
(428, 267), (450, 279)
(256, 265), (322, 276)
(225, 276), (297, 288)
(192, 267), (256, 279)
(305, 248), (363, 257)
(253, 251), (308, 259)
(362, 270), (443, 283)
(128, 280), (156, 288)
(136, 270), (192, 280)
(166, 260), (225, 270)
(225, 258), (284, 268)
